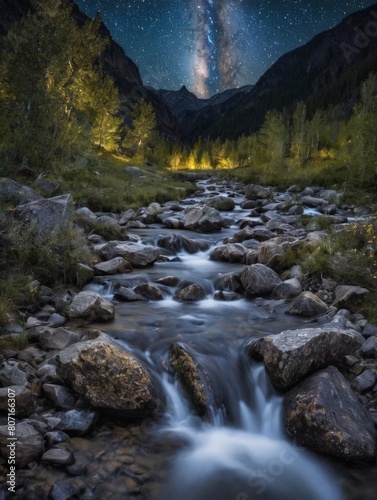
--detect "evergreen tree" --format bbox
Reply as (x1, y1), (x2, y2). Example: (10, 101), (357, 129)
(122, 101), (157, 162)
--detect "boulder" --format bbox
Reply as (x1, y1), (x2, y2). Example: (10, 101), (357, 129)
(143, 202), (163, 223)
(210, 244), (246, 263)
(257, 242), (285, 268)
(175, 284), (206, 301)
(111, 242), (160, 267)
(41, 448), (75, 466)
(119, 208), (136, 225)
(114, 286), (146, 302)
(13, 194), (72, 235)
(300, 195), (327, 207)
(271, 278), (302, 300)
(332, 285), (369, 309)
(0, 177), (41, 205)
(284, 366), (377, 461)
(206, 196), (235, 211)
(75, 207), (97, 225)
(245, 184), (273, 200)
(66, 291), (114, 322)
(93, 257), (133, 275)
(248, 326), (363, 389)
(213, 272), (243, 293)
(38, 327), (82, 351)
(42, 384), (78, 409)
(133, 283), (164, 300)
(351, 369), (377, 394)
(55, 409), (98, 436)
(155, 276), (180, 287)
(285, 291), (328, 317)
(56, 332), (163, 418)
(0, 422), (44, 467)
(49, 478), (87, 500)
(0, 360), (28, 386)
(157, 234), (209, 254)
(360, 336), (377, 359)
(184, 206), (223, 233)
(240, 264), (282, 297)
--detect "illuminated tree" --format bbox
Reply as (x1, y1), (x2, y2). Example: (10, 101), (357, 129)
(122, 101), (157, 162)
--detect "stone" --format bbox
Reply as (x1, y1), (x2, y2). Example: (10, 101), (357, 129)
(155, 276), (180, 287)
(0, 422), (43, 467)
(49, 478), (87, 500)
(111, 242), (160, 267)
(257, 242), (285, 267)
(133, 283), (164, 300)
(175, 284), (206, 301)
(240, 264), (281, 297)
(54, 291), (72, 313)
(67, 291), (114, 322)
(332, 285), (369, 309)
(271, 278), (302, 300)
(75, 207), (97, 224)
(360, 337), (377, 359)
(157, 234), (209, 254)
(56, 332), (163, 418)
(184, 206), (223, 233)
(363, 324), (377, 338)
(300, 195), (327, 207)
(248, 326), (363, 389)
(213, 272), (243, 293)
(42, 384), (78, 409)
(213, 291), (240, 301)
(245, 184), (273, 200)
(38, 327), (81, 351)
(0, 385), (35, 417)
(119, 208), (136, 225)
(284, 366), (377, 461)
(41, 447), (75, 466)
(286, 291), (328, 317)
(206, 196), (235, 211)
(210, 244), (246, 263)
(114, 286), (146, 302)
(0, 177), (41, 205)
(93, 257), (133, 275)
(13, 194), (72, 236)
(44, 431), (70, 448)
(163, 217), (184, 229)
(0, 359), (28, 386)
(351, 370), (377, 394)
(48, 313), (67, 328)
(55, 409), (98, 436)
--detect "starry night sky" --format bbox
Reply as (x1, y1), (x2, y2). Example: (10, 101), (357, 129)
(76, 0), (376, 97)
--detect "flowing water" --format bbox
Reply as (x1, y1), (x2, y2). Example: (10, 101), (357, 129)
(76, 180), (374, 499)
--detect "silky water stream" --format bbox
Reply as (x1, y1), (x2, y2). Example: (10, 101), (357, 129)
(80, 181), (373, 499)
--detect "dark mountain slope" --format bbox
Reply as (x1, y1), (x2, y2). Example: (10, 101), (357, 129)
(0, 0), (186, 142)
(205, 3), (377, 140)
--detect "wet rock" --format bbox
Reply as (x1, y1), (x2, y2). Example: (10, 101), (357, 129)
(0, 386), (35, 417)
(55, 409), (98, 436)
(265, 219), (294, 233)
(155, 276), (180, 287)
(93, 257), (132, 276)
(114, 286), (146, 302)
(0, 177), (41, 204)
(49, 478), (87, 500)
(17, 346), (45, 366)
(13, 194), (72, 236)
(157, 234), (209, 254)
(56, 332), (163, 418)
(363, 324), (377, 338)
(284, 366), (377, 461)
(206, 196), (235, 211)
(184, 206), (223, 233)
(119, 208), (136, 225)
(170, 343), (221, 417)
(142, 202), (163, 223)
(41, 447), (75, 466)
(360, 337), (377, 359)
(133, 283), (164, 300)
(45, 430), (70, 448)
(213, 272), (243, 293)
(38, 327), (82, 351)
(257, 242), (285, 268)
(75, 207), (97, 226)
(351, 370), (377, 394)
(300, 195), (327, 207)
(240, 264), (282, 297)
(286, 291), (328, 317)
(332, 285), (369, 309)
(245, 184), (273, 200)
(248, 326), (363, 389)
(0, 422), (43, 467)
(48, 313), (67, 328)
(210, 243), (246, 263)
(110, 242), (160, 267)
(175, 284), (206, 301)
(67, 291), (114, 322)
(54, 291), (72, 314)
(42, 384), (78, 409)
(213, 291), (240, 301)
(163, 217), (184, 229)
(271, 278), (302, 300)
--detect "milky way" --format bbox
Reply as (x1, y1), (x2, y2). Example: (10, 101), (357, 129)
(76, 1), (375, 96)
(192, 0), (241, 97)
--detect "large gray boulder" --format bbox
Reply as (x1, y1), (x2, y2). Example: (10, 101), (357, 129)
(93, 256), (132, 275)
(110, 242), (160, 267)
(332, 285), (369, 309)
(13, 194), (72, 235)
(210, 244), (246, 263)
(56, 332), (163, 418)
(184, 206), (223, 233)
(284, 366), (377, 461)
(0, 422), (44, 467)
(240, 264), (282, 297)
(245, 184), (273, 200)
(248, 326), (363, 389)
(0, 177), (41, 205)
(66, 291), (114, 322)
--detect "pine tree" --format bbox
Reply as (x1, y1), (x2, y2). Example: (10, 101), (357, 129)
(122, 101), (157, 163)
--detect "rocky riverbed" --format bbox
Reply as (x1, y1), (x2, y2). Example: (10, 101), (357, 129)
(0, 176), (377, 499)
